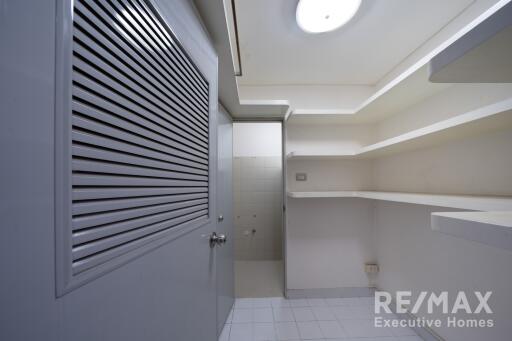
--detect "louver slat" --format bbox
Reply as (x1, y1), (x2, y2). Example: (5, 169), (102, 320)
(69, 0), (210, 275)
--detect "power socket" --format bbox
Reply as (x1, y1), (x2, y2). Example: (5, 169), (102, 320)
(296, 173), (307, 181)
(365, 263), (379, 274)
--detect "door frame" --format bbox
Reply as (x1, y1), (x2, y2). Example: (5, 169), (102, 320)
(231, 118), (287, 296)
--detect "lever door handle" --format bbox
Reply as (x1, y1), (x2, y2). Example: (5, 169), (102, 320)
(209, 232), (227, 247)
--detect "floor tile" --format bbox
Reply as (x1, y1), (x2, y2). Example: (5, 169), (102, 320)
(271, 297), (291, 308)
(275, 322), (300, 340)
(325, 298), (349, 307)
(297, 321), (323, 339)
(229, 323), (252, 341)
(288, 298), (309, 307)
(273, 307), (295, 322)
(331, 306), (354, 320)
(232, 309), (253, 323)
(253, 323), (276, 341)
(395, 336), (424, 341)
(292, 307), (316, 322)
(307, 298), (328, 307)
(219, 323), (230, 341)
(235, 298), (254, 309)
(350, 305), (374, 319)
(254, 308), (274, 323)
(340, 319), (393, 338)
(391, 324), (418, 337)
(340, 298), (364, 306)
(226, 309), (234, 323)
(317, 320), (346, 339)
(253, 298), (273, 308)
(311, 307), (336, 321)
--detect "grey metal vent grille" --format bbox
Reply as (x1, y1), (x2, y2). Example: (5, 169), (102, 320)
(70, 0), (210, 275)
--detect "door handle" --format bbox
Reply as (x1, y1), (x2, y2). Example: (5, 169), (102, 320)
(209, 232), (227, 247)
(218, 214), (224, 222)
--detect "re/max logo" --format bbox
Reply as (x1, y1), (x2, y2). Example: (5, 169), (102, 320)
(375, 291), (493, 315)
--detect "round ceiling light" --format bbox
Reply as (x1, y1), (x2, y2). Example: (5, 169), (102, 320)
(296, 0), (361, 34)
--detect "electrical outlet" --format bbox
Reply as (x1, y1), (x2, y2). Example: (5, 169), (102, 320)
(296, 173), (307, 181)
(365, 263), (379, 273)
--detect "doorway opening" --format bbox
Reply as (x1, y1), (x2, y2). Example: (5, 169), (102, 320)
(233, 122), (284, 298)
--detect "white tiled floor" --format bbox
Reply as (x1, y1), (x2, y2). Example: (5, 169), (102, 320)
(219, 296), (424, 341)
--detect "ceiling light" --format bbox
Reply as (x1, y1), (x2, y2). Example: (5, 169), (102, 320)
(296, 0), (361, 34)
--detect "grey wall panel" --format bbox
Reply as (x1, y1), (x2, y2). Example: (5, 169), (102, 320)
(0, 0), (219, 340)
(0, 0), (63, 340)
(61, 0), (213, 287)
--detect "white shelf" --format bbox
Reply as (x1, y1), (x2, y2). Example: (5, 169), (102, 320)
(287, 191), (512, 211)
(431, 211), (512, 251)
(286, 152), (356, 160)
(287, 191), (358, 198)
(289, 1), (512, 125)
(287, 97), (512, 160)
(289, 65), (449, 124)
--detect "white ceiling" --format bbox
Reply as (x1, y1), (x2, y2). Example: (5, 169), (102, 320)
(236, 0), (475, 86)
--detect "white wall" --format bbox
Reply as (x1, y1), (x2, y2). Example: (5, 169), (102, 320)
(233, 122), (282, 157)
(373, 129), (512, 196)
(287, 198), (376, 289)
(375, 201), (512, 341)
(286, 123), (374, 155)
(287, 159), (374, 192)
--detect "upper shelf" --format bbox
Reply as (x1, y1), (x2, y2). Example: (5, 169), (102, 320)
(289, 65), (449, 124)
(430, 2), (512, 83)
(287, 191), (512, 211)
(289, 2), (512, 124)
(431, 211), (512, 251)
(287, 97), (512, 160)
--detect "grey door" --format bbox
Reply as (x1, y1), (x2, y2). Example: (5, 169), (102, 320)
(216, 105), (234, 334)
(0, 0), (219, 340)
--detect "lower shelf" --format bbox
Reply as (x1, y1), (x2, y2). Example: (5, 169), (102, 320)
(287, 191), (512, 211)
(287, 191), (512, 252)
(431, 212), (512, 251)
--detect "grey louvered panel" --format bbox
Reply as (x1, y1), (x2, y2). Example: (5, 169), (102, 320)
(75, 0), (208, 109)
(72, 159), (208, 182)
(72, 130), (208, 171)
(72, 144), (207, 176)
(72, 207), (208, 261)
(73, 187), (207, 201)
(72, 101), (207, 160)
(72, 200), (208, 231)
(72, 9), (209, 117)
(73, 206), (207, 245)
(73, 86), (207, 153)
(73, 68), (208, 141)
(121, 0), (208, 92)
(72, 174), (207, 188)
(72, 212), (207, 274)
(73, 192), (208, 215)
(67, 0), (210, 276)
(72, 114), (207, 164)
(73, 7), (209, 117)
(72, 37), (208, 124)
(72, 52), (208, 132)
(105, 0), (209, 99)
